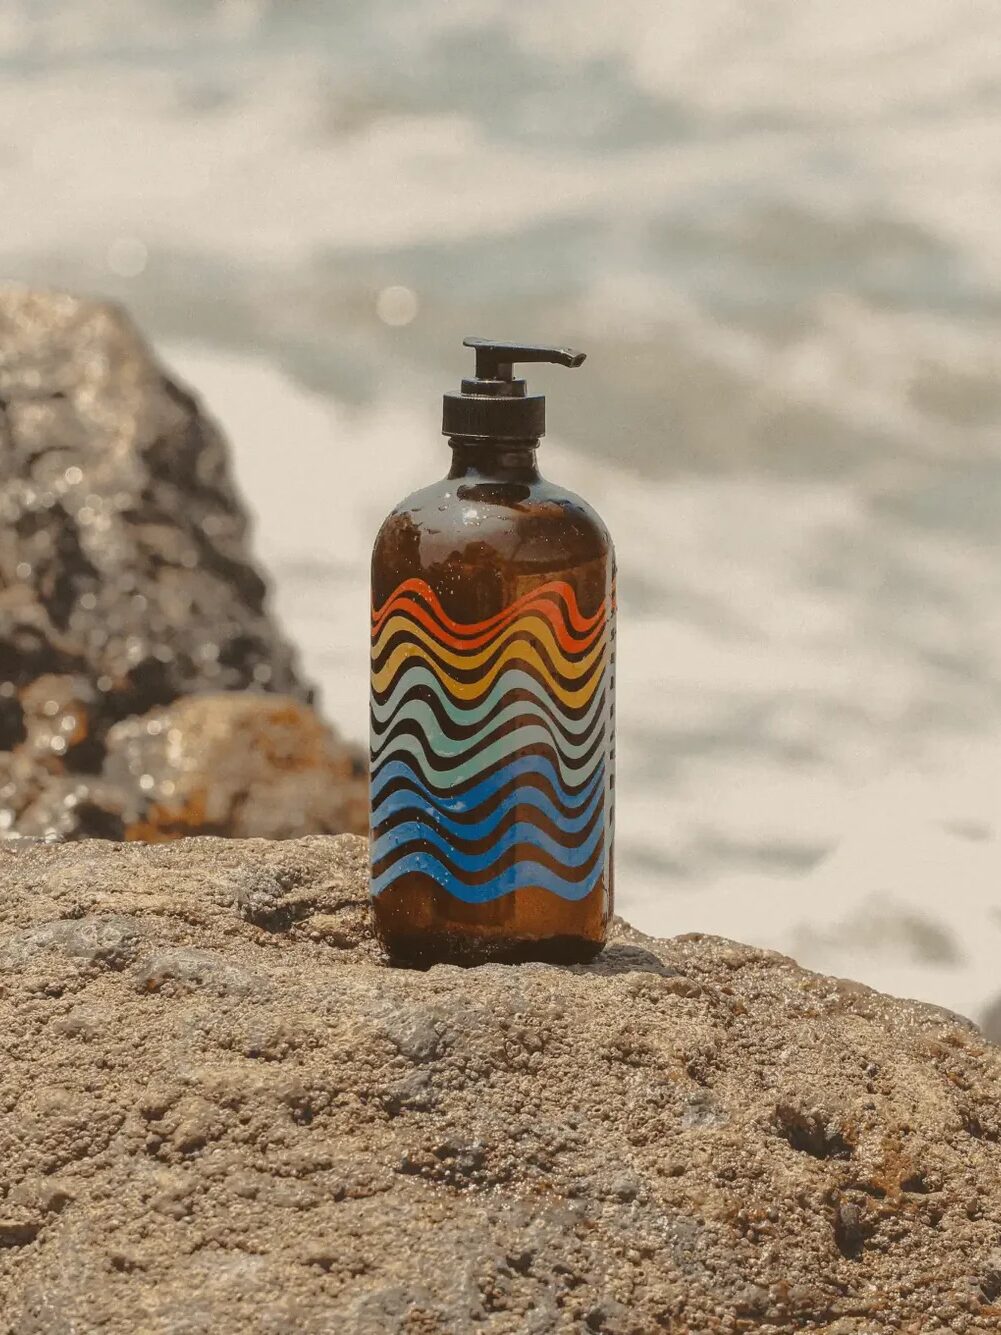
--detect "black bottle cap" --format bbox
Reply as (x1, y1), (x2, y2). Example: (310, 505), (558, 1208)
(442, 337), (586, 442)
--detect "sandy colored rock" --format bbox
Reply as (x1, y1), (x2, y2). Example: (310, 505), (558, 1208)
(0, 287), (364, 841)
(0, 837), (999, 1332)
(102, 693), (366, 841)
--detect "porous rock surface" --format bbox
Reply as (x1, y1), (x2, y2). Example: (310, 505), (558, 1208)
(2, 838), (1001, 1333)
(0, 287), (364, 840)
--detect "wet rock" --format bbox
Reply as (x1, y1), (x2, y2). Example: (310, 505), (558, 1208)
(133, 947), (265, 997)
(0, 288), (364, 841)
(0, 286), (307, 711)
(4, 772), (128, 841)
(103, 693), (366, 841)
(18, 674), (100, 771)
(1, 835), (1000, 1333)
(0, 915), (143, 972)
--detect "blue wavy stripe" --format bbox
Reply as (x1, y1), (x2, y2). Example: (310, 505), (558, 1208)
(372, 805), (605, 873)
(370, 755), (604, 813)
(371, 770), (605, 841)
(370, 850), (604, 903)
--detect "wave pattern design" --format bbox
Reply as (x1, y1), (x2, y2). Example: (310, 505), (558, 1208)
(370, 579), (613, 904)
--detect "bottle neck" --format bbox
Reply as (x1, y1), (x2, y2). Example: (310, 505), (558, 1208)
(447, 438), (541, 481)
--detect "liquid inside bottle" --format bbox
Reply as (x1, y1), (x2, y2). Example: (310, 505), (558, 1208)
(369, 341), (615, 966)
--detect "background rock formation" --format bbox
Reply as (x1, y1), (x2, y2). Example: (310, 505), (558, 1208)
(103, 694), (367, 841)
(0, 288), (364, 839)
(2, 834), (1000, 1333)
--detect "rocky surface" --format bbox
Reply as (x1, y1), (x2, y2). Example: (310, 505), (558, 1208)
(1, 837), (1000, 1333)
(6, 694), (367, 844)
(103, 693), (368, 841)
(0, 287), (364, 840)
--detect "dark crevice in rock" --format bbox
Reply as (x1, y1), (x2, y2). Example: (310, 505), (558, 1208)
(775, 1104), (853, 1161)
(963, 1113), (999, 1143)
(833, 1200), (871, 1261)
(900, 1172), (931, 1194)
(0, 696), (26, 750)
(0, 1220), (42, 1249)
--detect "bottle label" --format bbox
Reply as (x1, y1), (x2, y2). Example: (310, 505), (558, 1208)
(370, 578), (613, 903)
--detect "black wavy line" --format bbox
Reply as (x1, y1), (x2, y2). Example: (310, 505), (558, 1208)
(371, 675), (607, 727)
(373, 798), (605, 854)
(372, 605), (607, 662)
(373, 587), (607, 645)
(371, 626), (609, 689)
(374, 870), (609, 902)
(370, 718), (608, 780)
(371, 651), (608, 710)
(371, 684), (608, 748)
(371, 830), (608, 886)
(371, 759), (607, 824)
(371, 745), (606, 801)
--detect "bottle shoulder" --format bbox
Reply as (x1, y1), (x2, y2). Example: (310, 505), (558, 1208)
(374, 475), (613, 558)
(372, 472), (613, 615)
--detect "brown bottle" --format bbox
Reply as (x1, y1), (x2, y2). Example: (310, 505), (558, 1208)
(370, 339), (615, 966)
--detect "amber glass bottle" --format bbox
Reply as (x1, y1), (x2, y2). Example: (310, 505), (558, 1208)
(370, 339), (615, 966)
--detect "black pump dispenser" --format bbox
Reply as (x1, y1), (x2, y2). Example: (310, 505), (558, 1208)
(442, 337), (586, 442)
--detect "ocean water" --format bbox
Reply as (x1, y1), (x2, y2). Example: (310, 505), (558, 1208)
(2, 1), (1000, 1020)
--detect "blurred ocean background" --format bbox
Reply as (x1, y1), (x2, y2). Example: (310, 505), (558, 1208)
(2, 0), (1000, 1019)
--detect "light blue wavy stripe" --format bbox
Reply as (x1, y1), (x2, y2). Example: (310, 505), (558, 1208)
(371, 723), (604, 786)
(371, 694), (607, 765)
(370, 755), (604, 815)
(372, 666), (606, 731)
(370, 850), (604, 903)
(371, 770), (605, 840)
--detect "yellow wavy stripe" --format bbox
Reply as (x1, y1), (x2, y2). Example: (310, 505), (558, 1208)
(371, 610), (604, 674)
(371, 639), (608, 707)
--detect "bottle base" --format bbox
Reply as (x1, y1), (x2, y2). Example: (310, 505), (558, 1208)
(378, 930), (605, 970)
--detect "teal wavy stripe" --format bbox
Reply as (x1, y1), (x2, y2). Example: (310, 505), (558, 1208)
(371, 696), (607, 765)
(369, 755), (604, 811)
(372, 722), (605, 786)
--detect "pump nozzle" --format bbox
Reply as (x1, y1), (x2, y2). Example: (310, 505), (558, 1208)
(463, 338), (586, 381)
(443, 335), (587, 441)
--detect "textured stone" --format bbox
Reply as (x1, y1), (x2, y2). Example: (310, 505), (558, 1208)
(1, 835), (1000, 1333)
(102, 693), (367, 841)
(0, 287), (364, 841)
(0, 914), (143, 972)
(0, 286), (307, 711)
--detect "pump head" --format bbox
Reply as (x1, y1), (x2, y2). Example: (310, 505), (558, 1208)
(442, 337), (587, 442)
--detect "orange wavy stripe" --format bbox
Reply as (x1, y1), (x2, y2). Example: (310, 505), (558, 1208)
(372, 578), (605, 646)
(372, 596), (605, 656)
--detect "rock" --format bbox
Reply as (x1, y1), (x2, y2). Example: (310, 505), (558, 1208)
(979, 992), (1001, 1046)
(0, 286), (307, 715)
(102, 693), (367, 841)
(133, 948), (265, 998)
(0, 287), (365, 840)
(0, 914), (143, 972)
(2, 837), (1001, 1333)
